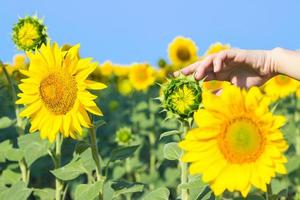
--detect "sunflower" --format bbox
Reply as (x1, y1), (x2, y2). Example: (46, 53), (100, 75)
(202, 80), (231, 93)
(168, 36), (198, 70)
(128, 63), (155, 91)
(179, 86), (288, 197)
(205, 42), (230, 55)
(100, 61), (114, 77)
(262, 75), (299, 101)
(117, 79), (133, 96)
(12, 16), (47, 51)
(115, 127), (133, 146)
(16, 42), (106, 142)
(113, 65), (130, 77)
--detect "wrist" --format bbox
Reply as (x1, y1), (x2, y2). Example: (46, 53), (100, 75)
(268, 47), (284, 75)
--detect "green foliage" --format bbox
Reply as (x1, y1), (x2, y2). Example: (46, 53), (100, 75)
(163, 142), (181, 160)
(0, 117), (16, 129)
(142, 187), (170, 200)
(0, 181), (32, 200)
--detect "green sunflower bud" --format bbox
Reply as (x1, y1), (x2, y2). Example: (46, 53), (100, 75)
(161, 74), (202, 120)
(115, 127), (133, 146)
(12, 15), (48, 51)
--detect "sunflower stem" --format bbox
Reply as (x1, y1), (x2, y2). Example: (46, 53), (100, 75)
(180, 121), (190, 200)
(88, 126), (102, 181)
(54, 134), (63, 200)
(1, 62), (30, 185)
(293, 94), (300, 155)
(266, 184), (273, 200)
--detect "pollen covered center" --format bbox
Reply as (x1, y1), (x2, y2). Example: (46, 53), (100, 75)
(39, 72), (77, 115)
(177, 46), (191, 61)
(218, 118), (266, 164)
(18, 23), (39, 46)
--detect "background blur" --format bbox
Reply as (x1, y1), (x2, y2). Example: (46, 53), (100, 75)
(1, 0), (300, 64)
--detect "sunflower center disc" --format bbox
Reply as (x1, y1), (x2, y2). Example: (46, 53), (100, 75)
(39, 72), (77, 115)
(218, 118), (266, 163)
(177, 47), (191, 61)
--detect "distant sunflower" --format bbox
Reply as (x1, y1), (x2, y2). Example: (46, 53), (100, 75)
(205, 42), (230, 55)
(179, 86), (288, 197)
(128, 63), (155, 91)
(262, 75), (299, 101)
(113, 65), (130, 77)
(168, 36), (198, 70)
(117, 79), (133, 96)
(16, 42), (106, 142)
(12, 16), (47, 51)
(100, 61), (114, 77)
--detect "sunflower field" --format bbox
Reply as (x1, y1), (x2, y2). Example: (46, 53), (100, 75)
(1, 15), (300, 200)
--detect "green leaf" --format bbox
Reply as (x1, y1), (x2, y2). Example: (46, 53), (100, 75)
(234, 194), (265, 200)
(0, 140), (13, 162)
(79, 148), (96, 174)
(74, 181), (103, 200)
(74, 141), (90, 155)
(142, 187), (170, 200)
(5, 148), (24, 162)
(94, 120), (106, 130)
(163, 142), (181, 160)
(0, 168), (21, 186)
(103, 181), (115, 200)
(110, 145), (139, 162)
(111, 181), (144, 197)
(286, 155), (300, 173)
(18, 132), (50, 166)
(33, 188), (55, 200)
(0, 181), (32, 200)
(159, 130), (180, 140)
(0, 117), (16, 129)
(178, 179), (204, 190)
(51, 159), (86, 181)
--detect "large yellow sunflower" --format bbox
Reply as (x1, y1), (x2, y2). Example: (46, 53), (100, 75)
(168, 36), (198, 70)
(128, 63), (155, 91)
(179, 86), (288, 197)
(16, 42), (106, 142)
(262, 75), (299, 101)
(202, 80), (231, 93)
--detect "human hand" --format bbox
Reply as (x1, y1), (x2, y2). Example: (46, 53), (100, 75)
(174, 48), (279, 88)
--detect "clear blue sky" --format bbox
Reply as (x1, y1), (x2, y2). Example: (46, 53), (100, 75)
(1, 0), (300, 65)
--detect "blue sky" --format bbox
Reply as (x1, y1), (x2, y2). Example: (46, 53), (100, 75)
(1, 0), (300, 65)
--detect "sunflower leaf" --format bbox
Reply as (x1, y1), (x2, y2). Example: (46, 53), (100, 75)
(0, 117), (16, 129)
(74, 181), (103, 200)
(110, 145), (139, 162)
(163, 142), (181, 161)
(159, 130), (181, 140)
(142, 187), (170, 200)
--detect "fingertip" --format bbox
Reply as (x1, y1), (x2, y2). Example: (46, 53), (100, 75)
(173, 71), (180, 77)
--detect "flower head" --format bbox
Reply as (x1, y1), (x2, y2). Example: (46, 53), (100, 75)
(205, 42), (230, 55)
(161, 75), (202, 120)
(179, 86), (288, 197)
(129, 63), (155, 91)
(115, 127), (133, 145)
(117, 79), (133, 96)
(262, 75), (299, 101)
(12, 16), (47, 51)
(16, 42), (106, 142)
(168, 36), (198, 70)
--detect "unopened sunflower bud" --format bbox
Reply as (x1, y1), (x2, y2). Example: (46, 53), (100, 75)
(115, 127), (133, 146)
(12, 16), (48, 51)
(161, 74), (202, 120)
